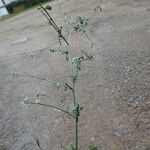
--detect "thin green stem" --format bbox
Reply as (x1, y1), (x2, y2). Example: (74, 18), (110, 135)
(67, 28), (79, 150)
(37, 3), (81, 149)
(13, 72), (58, 85)
(39, 3), (59, 30)
(76, 118), (79, 150)
(75, 104), (79, 150)
(25, 101), (76, 119)
(72, 82), (76, 105)
(38, 3), (69, 46)
(60, 34), (69, 45)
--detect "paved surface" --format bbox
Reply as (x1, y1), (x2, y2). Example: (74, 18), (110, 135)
(0, 0), (150, 149)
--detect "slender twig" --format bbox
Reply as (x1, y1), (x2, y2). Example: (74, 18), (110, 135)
(37, 140), (42, 150)
(72, 82), (76, 105)
(75, 104), (80, 150)
(57, 1), (70, 34)
(39, 3), (59, 31)
(76, 118), (79, 150)
(24, 100), (76, 119)
(38, 2), (69, 46)
(13, 72), (57, 84)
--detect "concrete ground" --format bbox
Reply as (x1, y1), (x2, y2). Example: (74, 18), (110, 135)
(0, 0), (150, 149)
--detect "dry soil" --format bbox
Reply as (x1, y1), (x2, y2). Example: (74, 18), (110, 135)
(0, 0), (150, 150)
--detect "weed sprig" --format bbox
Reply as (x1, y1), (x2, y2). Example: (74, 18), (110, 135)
(13, 1), (102, 149)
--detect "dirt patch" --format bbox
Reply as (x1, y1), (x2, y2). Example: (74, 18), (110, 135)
(0, 0), (150, 149)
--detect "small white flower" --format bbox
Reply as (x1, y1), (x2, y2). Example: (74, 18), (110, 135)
(56, 82), (60, 88)
(21, 97), (30, 108)
(24, 97), (29, 101)
(36, 99), (40, 103)
(72, 57), (78, 64)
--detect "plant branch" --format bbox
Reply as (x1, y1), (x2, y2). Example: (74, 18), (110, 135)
(38, 3), (69, 46)
(13, 72), (58, 84)
(24, 100), (76, 119)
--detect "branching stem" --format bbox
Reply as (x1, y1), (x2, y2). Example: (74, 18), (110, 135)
(25, 100), (76, 119)
(22, 2), (99, 149)
(38, 2), (69, 46)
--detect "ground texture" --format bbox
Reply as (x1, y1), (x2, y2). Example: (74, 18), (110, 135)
(0, 0), (150, 149)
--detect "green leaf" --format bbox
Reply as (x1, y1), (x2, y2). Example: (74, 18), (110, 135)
(71, 144), (76, 150)
(61, 144), (76, 150)
(21, 98), (31, 108)
(89, 144), (98, 150)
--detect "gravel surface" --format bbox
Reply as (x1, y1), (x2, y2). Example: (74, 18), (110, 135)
(0, 0), (150, 149)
